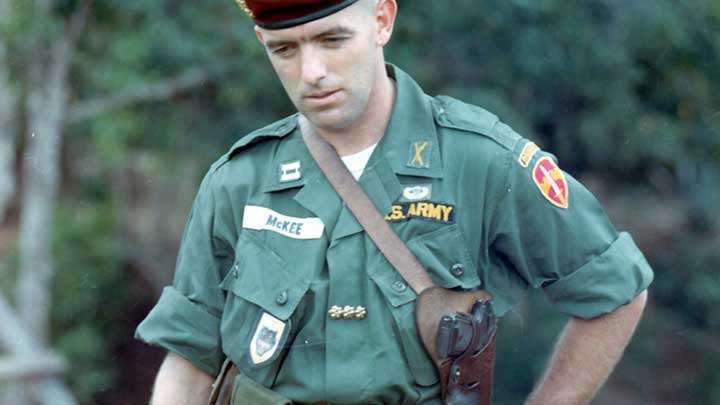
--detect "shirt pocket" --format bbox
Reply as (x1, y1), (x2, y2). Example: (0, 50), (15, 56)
(407, 223), (481, 290)
(219, 231), (311, 387)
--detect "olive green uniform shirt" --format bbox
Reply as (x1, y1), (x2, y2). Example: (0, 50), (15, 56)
(136, 65), (653, 404)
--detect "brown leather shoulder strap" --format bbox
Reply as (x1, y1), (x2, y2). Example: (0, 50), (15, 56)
(300, 122), (436, 294)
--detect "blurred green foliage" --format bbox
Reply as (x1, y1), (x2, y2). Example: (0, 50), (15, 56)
(1, 0), (719, 403)
(51, 199), (127, 403)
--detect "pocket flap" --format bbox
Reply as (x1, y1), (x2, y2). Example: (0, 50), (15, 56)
(368, 269), (417, 307)
(220, 233), (310, 321)
(407, 224), (480, 289)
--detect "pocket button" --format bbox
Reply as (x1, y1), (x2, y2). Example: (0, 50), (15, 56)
(451, 263), (465, 277)
(275, 290), (289, 306)
(392, 280), (407, 292)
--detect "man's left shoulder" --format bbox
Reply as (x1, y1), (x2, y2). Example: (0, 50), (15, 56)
(430, 95), (523, 153)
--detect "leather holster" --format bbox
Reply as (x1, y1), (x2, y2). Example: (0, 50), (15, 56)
(415, 287), (498, 405)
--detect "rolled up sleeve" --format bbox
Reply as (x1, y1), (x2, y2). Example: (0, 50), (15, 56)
(543, 232), (654, 319)
(135, 286), (223, 375)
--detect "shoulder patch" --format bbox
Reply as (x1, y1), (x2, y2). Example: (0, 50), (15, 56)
(431, 96), (521, 151)
(532, 156), (569, 209)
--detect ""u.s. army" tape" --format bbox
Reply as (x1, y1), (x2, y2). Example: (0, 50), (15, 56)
(385, 201), (455, 224)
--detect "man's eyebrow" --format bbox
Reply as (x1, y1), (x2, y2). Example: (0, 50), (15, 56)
(311, 26), (355, 39)
(264, 26), (355, 49)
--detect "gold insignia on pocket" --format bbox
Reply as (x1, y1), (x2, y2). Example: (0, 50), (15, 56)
(328, 305), (367, 320)
(518, 142), (540, 168)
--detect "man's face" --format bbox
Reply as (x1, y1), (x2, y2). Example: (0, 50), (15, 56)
(255, 2), (382, 132)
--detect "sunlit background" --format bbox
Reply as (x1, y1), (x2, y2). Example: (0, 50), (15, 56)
(0, 0), (718, 404)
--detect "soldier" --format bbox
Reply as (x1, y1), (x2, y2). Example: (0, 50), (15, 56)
(136, 0), (653, 404)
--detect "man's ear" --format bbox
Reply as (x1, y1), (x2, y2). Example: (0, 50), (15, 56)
(375, 0), (397, 47)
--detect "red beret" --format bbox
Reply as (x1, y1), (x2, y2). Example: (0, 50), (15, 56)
(236, 0), (361, 29)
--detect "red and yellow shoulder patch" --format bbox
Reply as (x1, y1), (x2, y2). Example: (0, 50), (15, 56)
(532, 157), (569, 209)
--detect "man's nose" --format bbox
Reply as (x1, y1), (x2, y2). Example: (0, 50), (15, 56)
(300, 46), (327, 85)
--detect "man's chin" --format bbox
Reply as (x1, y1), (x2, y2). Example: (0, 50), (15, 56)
(303, 110), (356, 132)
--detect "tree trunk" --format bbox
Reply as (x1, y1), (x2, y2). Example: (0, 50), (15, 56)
(17, 0), (89, 347)
(12, 1), (89, 404)
(0, 0), (17, 224)
(16, 21), (73, 349)
(13, 35), (71, 405)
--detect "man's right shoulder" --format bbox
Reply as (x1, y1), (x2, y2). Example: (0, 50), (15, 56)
(209, 113), (299, 174)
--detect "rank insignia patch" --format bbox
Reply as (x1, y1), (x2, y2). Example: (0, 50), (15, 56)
(385, 201), (455, 223)
(279, 161), (301, 183)
(249, 312), (287, 365)
(407, 140), (431, 168)
(532, 157), (569, 209)
(518, 142), (540, 168)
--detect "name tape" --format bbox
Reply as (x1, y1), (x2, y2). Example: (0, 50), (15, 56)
(243, 205), (324, 239)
